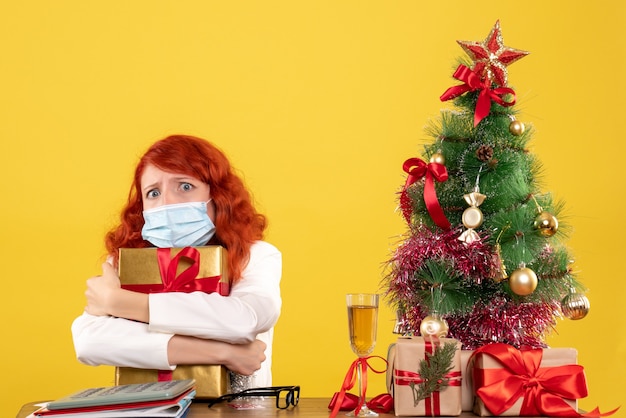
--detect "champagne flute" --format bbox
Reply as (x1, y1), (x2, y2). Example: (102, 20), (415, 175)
(346, 293), (379, 417)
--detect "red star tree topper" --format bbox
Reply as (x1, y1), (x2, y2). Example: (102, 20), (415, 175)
(457, 20), (529, 87)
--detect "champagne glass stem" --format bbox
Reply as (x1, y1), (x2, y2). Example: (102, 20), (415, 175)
(357, 362), (364, 407)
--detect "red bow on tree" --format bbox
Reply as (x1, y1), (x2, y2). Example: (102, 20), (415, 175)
(440, 64), (516, 127)
(400, 158), (450, 230)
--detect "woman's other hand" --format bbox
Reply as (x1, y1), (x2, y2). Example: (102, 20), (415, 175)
(84, 262), (150, 322)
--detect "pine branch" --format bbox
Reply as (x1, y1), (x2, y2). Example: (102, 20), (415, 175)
(409, 342), (457, 406)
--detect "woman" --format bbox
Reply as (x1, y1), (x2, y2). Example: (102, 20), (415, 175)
(71, 134), (282, 387)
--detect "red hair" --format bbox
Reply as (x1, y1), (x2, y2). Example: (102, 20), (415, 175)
(105, 135), (267, 282)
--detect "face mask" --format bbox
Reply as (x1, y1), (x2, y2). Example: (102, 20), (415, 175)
(141, 200), (216, 248)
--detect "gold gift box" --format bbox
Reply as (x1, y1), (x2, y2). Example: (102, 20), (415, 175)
(115, 246), (230, 399)
(116, 365), (229, 399)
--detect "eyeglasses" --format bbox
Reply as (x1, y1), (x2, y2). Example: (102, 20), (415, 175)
(207, 385), (300, 409)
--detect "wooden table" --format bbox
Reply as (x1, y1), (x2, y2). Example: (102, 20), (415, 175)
(16, 398), (492, 417)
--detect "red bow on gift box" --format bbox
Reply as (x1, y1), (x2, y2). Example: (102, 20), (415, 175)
(121, 247), (227, 295)
(472, 343), (619, 417)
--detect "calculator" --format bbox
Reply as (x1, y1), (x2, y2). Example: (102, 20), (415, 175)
(46, 379), (195, 410)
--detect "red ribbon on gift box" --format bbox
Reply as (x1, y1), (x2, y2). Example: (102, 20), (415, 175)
(400, 157), (451, 230)
(393, 338), (461, 416)
(472, 343), (619, 417)
(440, 64), (516, 127)
(121, 247), (229, 296)
(394, 369), (462, 386)
(394, 369), (462, 416)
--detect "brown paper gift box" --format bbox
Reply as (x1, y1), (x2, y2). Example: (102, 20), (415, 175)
(389, 336), (462, 416)
(460, 350), (474, 411)
(115, 246), (230, 399)
(472, 347), (579, 416)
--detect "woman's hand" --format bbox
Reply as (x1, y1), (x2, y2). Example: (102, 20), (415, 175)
(85, 262), (121, 316)
(167, 336), (267, 375)
(222, 339), (267, 375)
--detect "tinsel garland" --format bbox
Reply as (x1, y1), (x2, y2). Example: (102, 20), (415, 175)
(387, 226), (495, 285)
(447, 299), (558, 349)
(385, 225), (559, 350)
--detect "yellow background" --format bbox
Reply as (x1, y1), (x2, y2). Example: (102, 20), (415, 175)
(1, 1), (624, 416)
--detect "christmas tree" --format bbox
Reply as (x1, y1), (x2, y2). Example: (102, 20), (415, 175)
(385, 20), (590, 350)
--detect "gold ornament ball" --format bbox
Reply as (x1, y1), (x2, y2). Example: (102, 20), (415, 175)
(419, 315), (449, 338)
(430, 152), (445, 165)
(534, 211), (559, 237)
(509, 267), (538, 296)
(509, 120), (525, 136)
(561, 293), (590, 320)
